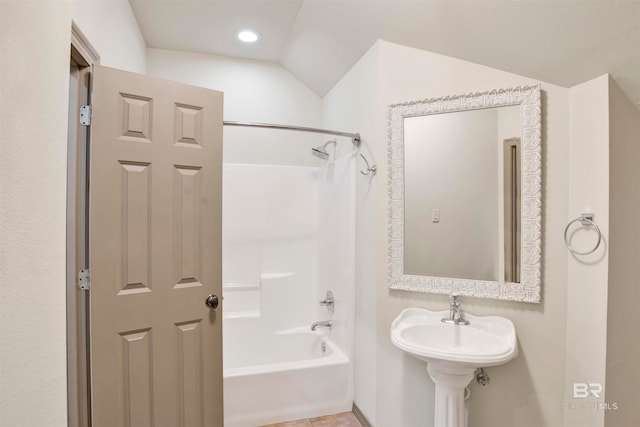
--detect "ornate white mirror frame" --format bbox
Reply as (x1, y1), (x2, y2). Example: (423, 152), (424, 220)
(387, 85), (542, 302)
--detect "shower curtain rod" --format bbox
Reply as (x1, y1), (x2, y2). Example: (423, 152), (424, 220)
(223, 121), (361, 147)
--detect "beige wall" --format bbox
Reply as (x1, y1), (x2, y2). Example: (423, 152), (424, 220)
(324, 40), (572, 426)
(605, 78), (640, 427)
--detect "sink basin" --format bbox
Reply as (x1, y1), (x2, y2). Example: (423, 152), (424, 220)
(390, 307), (518, 427)
(391, 307), (518, 368)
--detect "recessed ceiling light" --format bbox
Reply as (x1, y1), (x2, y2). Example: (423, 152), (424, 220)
(237, 29), (260, 43)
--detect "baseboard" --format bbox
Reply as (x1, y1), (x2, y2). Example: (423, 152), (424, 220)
(352, 403), (373, 427)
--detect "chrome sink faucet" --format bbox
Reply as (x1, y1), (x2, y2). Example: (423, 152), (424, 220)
(441, 295), (470, 325)
(311, 320), (332, 331)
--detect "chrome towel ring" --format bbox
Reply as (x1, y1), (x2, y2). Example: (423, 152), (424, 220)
(564, 213), (602, 255)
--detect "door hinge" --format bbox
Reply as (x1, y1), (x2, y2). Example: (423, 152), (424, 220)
(79, 105), (92, 126)
(78, 269), (91, 290)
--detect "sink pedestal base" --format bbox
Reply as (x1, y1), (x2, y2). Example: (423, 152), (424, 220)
(427, 363), (476, 427)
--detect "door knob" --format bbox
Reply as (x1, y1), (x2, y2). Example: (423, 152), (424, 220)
(205, 294), (219, 309)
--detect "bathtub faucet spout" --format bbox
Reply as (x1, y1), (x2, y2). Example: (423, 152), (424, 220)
(311, 320), (332, 331)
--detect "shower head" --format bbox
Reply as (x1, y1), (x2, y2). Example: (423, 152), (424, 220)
(311, 139), (337, 160)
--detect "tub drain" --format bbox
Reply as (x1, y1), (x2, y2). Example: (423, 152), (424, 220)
(321, 342), (327, 354)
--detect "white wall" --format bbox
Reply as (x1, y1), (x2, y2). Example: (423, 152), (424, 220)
(1, 2), (146, 425)
(147, 48), (326, 167)
(71, 0), (147, 74)
(0, 2), (71, 426)
(605, 78), (640, 427)
(380, 41), (571, 427)
(564, 75), (610, 427)
(324, 40), (571, 426)
(322, 44), (381, 425)
(561, 73), (640, 427)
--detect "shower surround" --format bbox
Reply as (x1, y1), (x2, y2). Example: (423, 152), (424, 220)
(222, 156), (355, 427)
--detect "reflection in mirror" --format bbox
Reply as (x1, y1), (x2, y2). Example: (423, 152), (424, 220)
(388, 85), (541, 303)
(503, 137), (521, 283)
(404, 106), (521, 282)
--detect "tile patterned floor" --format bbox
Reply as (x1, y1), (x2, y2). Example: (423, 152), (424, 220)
(259, 411), (363, 427)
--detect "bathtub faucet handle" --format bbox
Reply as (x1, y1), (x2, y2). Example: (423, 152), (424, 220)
(319, 290), (334, 314)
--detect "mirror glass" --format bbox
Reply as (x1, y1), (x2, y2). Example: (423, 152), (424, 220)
(404, 105), (521, 282)
(387, 85), (541, 303)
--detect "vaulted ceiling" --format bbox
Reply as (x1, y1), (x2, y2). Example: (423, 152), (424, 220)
(129, 0), (640, 107)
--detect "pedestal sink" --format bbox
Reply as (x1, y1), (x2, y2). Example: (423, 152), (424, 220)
(390, 307), (518, 427)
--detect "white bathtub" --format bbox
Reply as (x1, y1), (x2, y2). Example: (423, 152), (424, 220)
(223, 327), (352, 427)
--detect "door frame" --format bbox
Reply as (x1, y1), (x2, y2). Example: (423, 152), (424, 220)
(67, 21), (99, 427)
